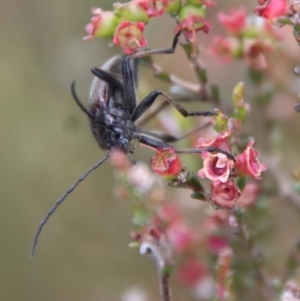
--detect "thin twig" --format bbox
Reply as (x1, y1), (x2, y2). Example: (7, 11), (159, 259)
(140, 234), (173, 301)
(159, 269), (171, 301)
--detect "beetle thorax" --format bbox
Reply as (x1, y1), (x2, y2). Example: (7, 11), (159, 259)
(90, 110), (136, 153)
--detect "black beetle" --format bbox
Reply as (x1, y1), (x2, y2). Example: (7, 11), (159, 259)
(30, 31), (234, 256)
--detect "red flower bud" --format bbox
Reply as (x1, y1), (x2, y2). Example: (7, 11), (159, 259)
(235, 140), (267, 179)
(210, 180), (241, 210)
(198, 152), (234, 183)
(150, 148), (182, 180)
(113, 21), (147, 54)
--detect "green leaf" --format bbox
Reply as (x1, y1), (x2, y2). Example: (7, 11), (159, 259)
(210, 84), (220, 104)
(237, 177), (247, 191)
(190, 191), (206, 201)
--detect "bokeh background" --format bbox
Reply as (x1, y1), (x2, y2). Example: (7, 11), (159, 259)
(2, 0), (300, 300)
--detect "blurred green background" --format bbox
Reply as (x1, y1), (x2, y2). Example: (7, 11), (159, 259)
(2, 0), (300, 300)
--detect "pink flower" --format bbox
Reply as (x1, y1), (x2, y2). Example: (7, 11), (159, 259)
(254, 0), (288, 21)
(177, 258), (207, 287)
(136, 0), (165, 17)
(113, 21), (147, 54)
(197, 130), (232, 152)
(159, 203), (181, 223)
(207, 235), (229, 254)
(244, 39), (272, 70)
(150, 148), (182, 180)
(198, 152), (234, 183)
(218, 7), (246, 34)
(159, 204), (195, 253)
(168, 221), (195, 253)
(235, 140), (267, 179)
(84, 8), (118, 40)
(238, 182), (260, 207)
(210, 180), (241, 209)
(204, 211), (230, 232)
(109, 149), (131, 172)
(176, 15), (210, 40)
(210, 36), (234, 62)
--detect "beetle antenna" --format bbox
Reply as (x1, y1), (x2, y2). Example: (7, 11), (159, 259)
(71, 81), (95, 120)
(30, 154), (110, 257)
(175, 147), (235, 162)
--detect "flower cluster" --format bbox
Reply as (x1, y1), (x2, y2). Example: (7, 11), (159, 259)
(81, 1), (296, 299)
(254, 0), (300, 48)
(210, 6), (282, 70)
(84, 0), (214, 54)
(149, 83), (267, 211)
(157, 203), (237, 298)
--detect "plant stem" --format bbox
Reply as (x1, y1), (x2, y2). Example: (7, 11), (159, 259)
(158, 269), (171, 301)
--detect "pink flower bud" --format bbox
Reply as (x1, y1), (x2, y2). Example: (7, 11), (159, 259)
(244, 39), (272, 70)
(207, 235), (229, 254)
(235, 140), (267, 179)
(176, 5), (210, 40)
(254, 0), (288, 21)
(113, 21), (147, 54)
(197, 130), (232, 152)
(218, 7), (246, 35)
(198, 152), (234, 183)
(136, 0), (165, 17)
(150, 148), (182, 180)
(210, 36), (235, 63)
(210, 180), (241, 210)
(84, 8), (119, 40)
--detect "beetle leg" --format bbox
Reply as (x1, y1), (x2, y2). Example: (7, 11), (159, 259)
(134, 132), (172, 149)
(141, 122), (211, 143)
(175, 147), (235, 162)
(91, 68), (124, 90)
(122, 31), (182, 115)
(130, 90), (216, 122)
(121, 55), (138, 114)
(134, 132), (235, 161)
(128, 30), (181, 60)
